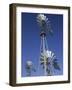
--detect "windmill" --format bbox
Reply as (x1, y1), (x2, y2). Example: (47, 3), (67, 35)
(25, 60), (36, 76)
(37, 14), (60, 76)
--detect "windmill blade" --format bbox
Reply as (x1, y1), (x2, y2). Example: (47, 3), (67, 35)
(53, 59), (60, 70)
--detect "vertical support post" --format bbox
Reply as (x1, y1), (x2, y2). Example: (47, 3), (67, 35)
(42, 35), (47, 76)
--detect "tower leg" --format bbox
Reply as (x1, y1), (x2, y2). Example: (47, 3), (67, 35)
(42, 35), (47, 76)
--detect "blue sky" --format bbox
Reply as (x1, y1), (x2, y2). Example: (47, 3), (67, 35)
(21, 12), (63, 77)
